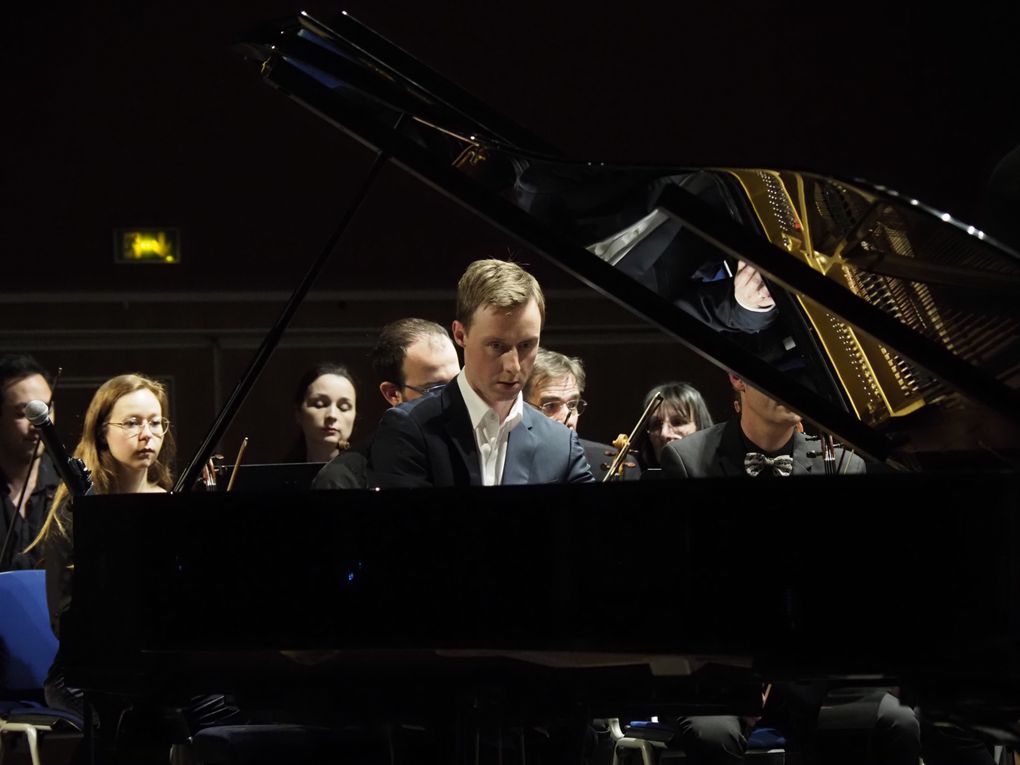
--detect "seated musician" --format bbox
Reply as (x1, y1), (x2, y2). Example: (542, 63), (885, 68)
(523, 347), (639, 480)
(633, 381), (714, 471)
(658, 374), (865, 478)
(29, 373), (239, 741)
(313, 318), (460, 489)
(0, 353), (59, 570)
(288, 363), (357, 463)
(369, 258), (594, 487)
(655, 375), (918, 765)
(28, 374), (176, 716)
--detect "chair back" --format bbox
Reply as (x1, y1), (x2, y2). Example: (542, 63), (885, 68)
(0, 570), (58, 694)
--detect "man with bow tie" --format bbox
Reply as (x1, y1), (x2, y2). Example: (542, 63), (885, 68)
(658, 373), (865, 479)
(655, 375), (910, 765)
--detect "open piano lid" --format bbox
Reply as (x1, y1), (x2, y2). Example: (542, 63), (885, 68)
(238, 10), (1020, 472)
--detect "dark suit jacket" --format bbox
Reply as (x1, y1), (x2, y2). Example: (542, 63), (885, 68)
(658, 419), (866, 478)
(312, 441), (370, 490)
(369, 379), (595, 488)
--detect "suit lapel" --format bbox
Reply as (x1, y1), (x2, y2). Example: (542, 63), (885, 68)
(501, 408), (537, 485)
(442, 381), (483, 486)
(713, 419), (747, 477)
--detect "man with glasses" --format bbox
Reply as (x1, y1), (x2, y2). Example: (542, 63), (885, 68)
(523, 348), (639, 480)
(370, 259), (593, 488)
(314, 318), (461, 489)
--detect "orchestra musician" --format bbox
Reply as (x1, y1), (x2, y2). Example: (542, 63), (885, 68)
(656, 374), (916, 765)
(634, 381), (714, 471)
(369, 259), (593, 487)
(0, 353), (58, 571)
(28, 373), (176, 717)
(658, 374), (864, 478)
(523, 347), (639, 480)
(313, 318), (460, 489)
(288, 363), (357, 464)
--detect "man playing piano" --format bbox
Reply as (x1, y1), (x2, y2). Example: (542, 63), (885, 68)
(369, 259), (593, 487)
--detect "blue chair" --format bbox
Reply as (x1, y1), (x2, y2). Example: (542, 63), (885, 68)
(0, 570), (82, 765)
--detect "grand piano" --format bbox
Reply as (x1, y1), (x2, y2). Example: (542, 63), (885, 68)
(63, 7), (1020, 754)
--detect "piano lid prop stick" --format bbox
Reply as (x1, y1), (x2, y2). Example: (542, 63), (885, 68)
(225, 437), (249, 493)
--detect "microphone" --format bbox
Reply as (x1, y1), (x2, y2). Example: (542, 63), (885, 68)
(25, 400), (93, 497)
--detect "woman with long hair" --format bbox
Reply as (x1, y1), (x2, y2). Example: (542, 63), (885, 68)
(635, 381), (713, 470)
(29, 373), (174, 717)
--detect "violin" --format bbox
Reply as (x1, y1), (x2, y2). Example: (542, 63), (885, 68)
(602, 392), (664, 483)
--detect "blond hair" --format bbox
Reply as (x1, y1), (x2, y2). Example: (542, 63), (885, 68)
(455, 259), (545, 329)
(29, 373), (175, 548)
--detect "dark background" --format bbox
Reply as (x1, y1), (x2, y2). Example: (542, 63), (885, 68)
(3, 1), (1018, 464)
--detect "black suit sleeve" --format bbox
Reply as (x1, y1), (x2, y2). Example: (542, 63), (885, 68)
(369, 407), (434, 489)
(312, 447), (369, 490)
(657, 441), (692, 479)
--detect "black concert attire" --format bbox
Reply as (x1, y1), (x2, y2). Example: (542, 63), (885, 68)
(0, 455), (58, 570)
(43, 498), (243, 737)
(653, 420), (917, 764)
(312, 441), (371, 490)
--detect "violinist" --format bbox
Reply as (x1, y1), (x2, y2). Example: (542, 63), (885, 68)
(523, 348), (639, 480)
(658, 373), (864, 478)
(658, 374), (901, 765)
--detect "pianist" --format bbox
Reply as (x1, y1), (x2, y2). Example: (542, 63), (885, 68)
(369, 259), (593, 487)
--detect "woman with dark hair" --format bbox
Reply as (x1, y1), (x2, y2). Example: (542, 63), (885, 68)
(635, 381), (713, 469)
(290, 363), (357, 463)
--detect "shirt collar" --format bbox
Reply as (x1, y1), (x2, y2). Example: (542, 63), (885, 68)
(457, 372), (524, 434)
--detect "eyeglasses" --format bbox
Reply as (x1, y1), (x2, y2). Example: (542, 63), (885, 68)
(646, 415), (691, 434)
(105, 417), (170, 437)
(403, 382), (447, 396)
(533, 398), (587, 417)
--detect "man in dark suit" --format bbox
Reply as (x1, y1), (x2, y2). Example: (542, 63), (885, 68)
(659, 373), (866, 478)
(657, 376), (917, 765)
(313, 318), (461, 489)
(370, 260), (593, 488)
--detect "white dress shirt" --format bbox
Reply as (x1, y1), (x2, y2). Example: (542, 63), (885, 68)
(456, 373), (524, 486)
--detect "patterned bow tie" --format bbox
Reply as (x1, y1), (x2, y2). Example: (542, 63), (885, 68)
(744, 452), (794, 477)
